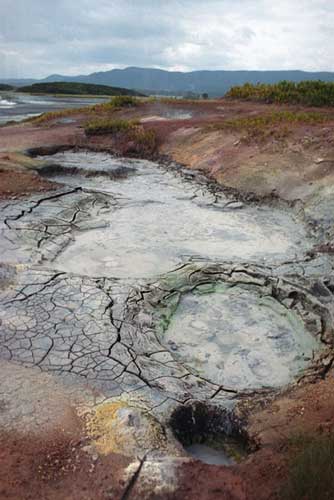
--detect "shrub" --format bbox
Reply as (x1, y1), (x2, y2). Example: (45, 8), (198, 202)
(282, 433), (334, 500)
(108, 95), (139, 108)
(88, 95), (139, 113)
(226, 80), (334, 107)
(127, 128), (159, 156)
(84, 118), (159, 157)
(84, 118), (139, 135)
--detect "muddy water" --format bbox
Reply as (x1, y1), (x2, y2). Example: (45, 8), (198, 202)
(39, 151), (311, 279)
(164, 285), (319, 390)
(185, 444), (234, 466)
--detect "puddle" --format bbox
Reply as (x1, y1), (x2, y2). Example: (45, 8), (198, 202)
(141, 110), (192, 123)
(185, 443), (234, 465)
(170, 401), (249, 464)
(28, 151), (313, 279)
(164, 285), (319, 390)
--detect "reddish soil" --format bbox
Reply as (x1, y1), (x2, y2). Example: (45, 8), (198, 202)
(1, 99), (333, 203)
(0, 168), (57, 199)
(0, 431), (130, 500)
(173, 373), (334, 500)
(0, 121), (82, 152)
(3, 370), (333, 500)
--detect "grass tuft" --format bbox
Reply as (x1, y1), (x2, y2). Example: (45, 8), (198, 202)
(108, 95), (139, 108)
(84, 117), (159, 157)
(84, 118), (139, 135)
(128, 128), (159, 156)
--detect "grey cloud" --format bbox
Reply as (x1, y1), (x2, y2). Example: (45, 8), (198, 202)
(0, 0), (333, 78)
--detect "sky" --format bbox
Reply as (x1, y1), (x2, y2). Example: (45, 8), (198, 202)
(0, 0), (333, 78)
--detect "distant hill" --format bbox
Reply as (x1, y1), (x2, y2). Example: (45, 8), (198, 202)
(2, 67), (334, 97)
(0, 78), (37, 87)
(18, 81), (145, 96)
(39, 67), (334, 97)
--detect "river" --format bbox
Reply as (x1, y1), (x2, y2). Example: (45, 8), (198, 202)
(0, 92), (107, 124)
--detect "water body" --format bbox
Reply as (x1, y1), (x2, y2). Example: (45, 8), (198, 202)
(0, 93), (107, 124)
(37, 151), (312, 279)
(185, 443), (234, 466)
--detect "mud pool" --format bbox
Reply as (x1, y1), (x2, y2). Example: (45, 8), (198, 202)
(164, 285), (319, 390)
(0, 150), (331, 442)
(36, 151), (311, 278)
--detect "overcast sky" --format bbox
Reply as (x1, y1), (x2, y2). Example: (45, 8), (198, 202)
(0, 0), (333, 78)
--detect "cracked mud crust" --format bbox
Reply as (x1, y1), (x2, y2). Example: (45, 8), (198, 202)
(0, 99), (333, 499)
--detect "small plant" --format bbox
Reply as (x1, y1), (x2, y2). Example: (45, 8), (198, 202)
(84, 118), (138, 135)
(282, 433), (334, 500)
(88, 95), (139, 113)
(128, 128), (159, 156)
(84, 117), (159, 157)
(108, 95), (139, 108)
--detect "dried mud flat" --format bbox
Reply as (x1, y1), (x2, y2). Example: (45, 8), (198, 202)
(0, 100), (334, 499)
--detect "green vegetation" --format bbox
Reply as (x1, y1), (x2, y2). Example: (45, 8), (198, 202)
(84, 118), (139, 135)
(226, 80), (334, 107)
(29, 107), (88, 125)
(131, 128), (158, 156)
(282, 433), (334, 500)
(84, 117), (159, 157)
(89, 95), (139, 112)
(18, 81), (144, 97)
(208, 110), (333, 143)
(0, 84), (13, 91)
(219, 110), (330, 129)
(31, 94), (140, 126)
(107, 95), (139, 107)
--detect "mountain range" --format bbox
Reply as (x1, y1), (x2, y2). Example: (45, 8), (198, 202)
(2, 67), (334, 96)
